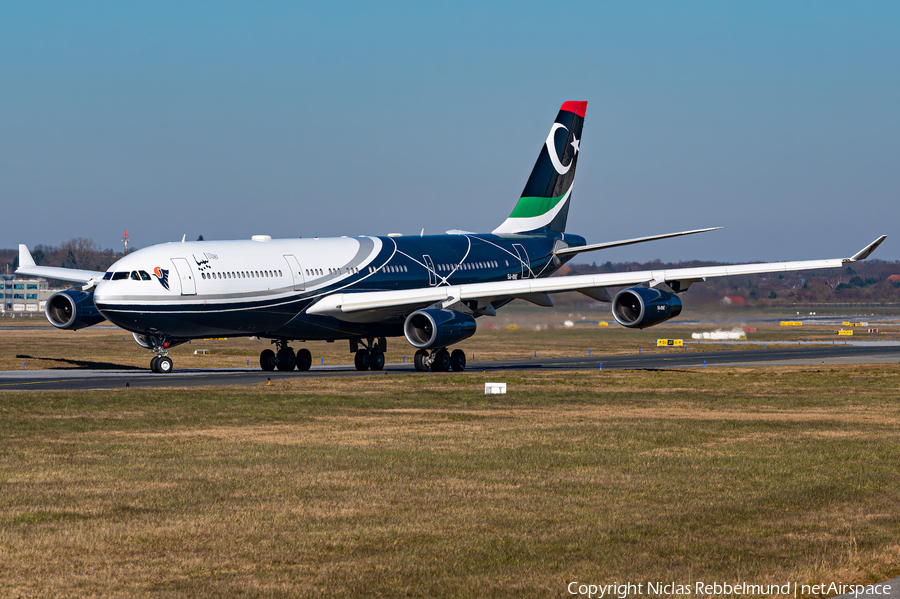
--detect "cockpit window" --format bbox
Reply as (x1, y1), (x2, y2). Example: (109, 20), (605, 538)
(103, 272), (113, 280)
(139, 271), (151, 281)
(112, 272), (129, 280)
(130, 271), (141, 280)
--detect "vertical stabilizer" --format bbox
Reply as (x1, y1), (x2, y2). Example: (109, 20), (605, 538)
(493, 101), (587, 235)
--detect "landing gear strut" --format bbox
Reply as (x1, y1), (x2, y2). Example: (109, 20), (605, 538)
(260, 340), (312, 372)
(413, 348), (467, 372)
(145, 334), (174, 373)
(351, 337), (386, 371)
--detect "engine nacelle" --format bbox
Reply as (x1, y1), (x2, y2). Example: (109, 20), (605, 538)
(612, 286), (682, 329)
(45, 289), (105, 330)
(404, 309), (477, 349)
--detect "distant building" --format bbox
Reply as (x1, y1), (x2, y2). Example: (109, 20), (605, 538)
(1, 275), (56, 314)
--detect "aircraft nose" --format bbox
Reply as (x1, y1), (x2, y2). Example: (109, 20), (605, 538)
(92, 282), (112, 305)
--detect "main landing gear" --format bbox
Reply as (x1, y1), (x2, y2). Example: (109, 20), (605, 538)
(414, 348), (466, 372)
(260, 340), (312, 372)
(352, 337), (386, 371)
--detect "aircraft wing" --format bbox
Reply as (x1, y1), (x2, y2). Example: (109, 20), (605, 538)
(15, 244), (104, 284)
(308, 236), (887, 323)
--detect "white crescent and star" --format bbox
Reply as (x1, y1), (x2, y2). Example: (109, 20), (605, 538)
(545, 123), (579, 175)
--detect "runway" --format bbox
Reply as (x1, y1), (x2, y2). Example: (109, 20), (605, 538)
(2, 342), (900, 391)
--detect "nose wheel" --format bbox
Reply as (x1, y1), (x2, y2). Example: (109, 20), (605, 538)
(144, 333), (175, 373)
(150, 355), (173, 373)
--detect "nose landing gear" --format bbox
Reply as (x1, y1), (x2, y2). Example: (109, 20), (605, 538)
(144, 334), (175, 373)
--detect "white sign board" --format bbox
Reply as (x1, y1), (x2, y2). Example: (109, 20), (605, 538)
(484, 382), (507, 394)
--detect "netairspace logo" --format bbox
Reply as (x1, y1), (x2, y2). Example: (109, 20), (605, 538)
(566, 581), (893, 598)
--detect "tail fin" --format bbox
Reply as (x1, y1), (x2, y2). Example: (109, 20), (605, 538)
(493, 101), (587, 235)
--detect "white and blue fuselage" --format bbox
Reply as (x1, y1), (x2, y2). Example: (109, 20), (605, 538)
(92, 232), (583, 341)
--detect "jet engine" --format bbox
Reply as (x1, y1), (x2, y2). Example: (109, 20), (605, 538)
(404, 309), (477, 349)
(612, 286), (682, 329)
(45, 289), (105, 330)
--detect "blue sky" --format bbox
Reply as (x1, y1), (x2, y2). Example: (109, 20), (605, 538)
(2, 2), (898, 262)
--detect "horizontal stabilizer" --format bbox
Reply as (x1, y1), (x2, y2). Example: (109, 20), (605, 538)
(555, 227), (721, 257)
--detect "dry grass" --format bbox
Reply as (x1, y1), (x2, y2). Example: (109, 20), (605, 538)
(1, 365), (900, 597)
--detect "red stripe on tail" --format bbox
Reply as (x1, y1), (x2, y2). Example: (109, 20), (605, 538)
(560, 101), (587, 117)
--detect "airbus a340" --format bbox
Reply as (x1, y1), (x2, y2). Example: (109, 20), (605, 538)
(17, 101), (886, 373)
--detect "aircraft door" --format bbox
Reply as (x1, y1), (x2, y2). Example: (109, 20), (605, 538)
(423, 255), (437, 286)
(283, 254), (306, 291)
(512, 244), (531, 279)
(170, 258), (196, 295)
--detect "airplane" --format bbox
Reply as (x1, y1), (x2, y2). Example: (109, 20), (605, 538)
(16, 101), (886, 374)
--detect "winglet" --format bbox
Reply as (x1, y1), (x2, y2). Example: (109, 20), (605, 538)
(847, 235), (887, 262)
(18, 244), (36, 268)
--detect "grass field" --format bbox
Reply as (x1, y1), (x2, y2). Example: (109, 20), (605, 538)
(2, 364), (899, 597)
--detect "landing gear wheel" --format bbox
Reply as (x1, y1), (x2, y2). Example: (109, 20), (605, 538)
(431, 349), (450, 372)
(450, 349), (466, 372)
(355, 349), (369, 371)
(260, 349), (276, 371)
(276, 349), (296, 372)
(368, 351), (385, 371)
(296, 348), (312, 371)
(157, 356), (173, 374)
(150, 356), (161, 373)
(414, 350), (429, 372)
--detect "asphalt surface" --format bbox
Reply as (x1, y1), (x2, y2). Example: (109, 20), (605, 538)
(2, 343), (900, 391)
